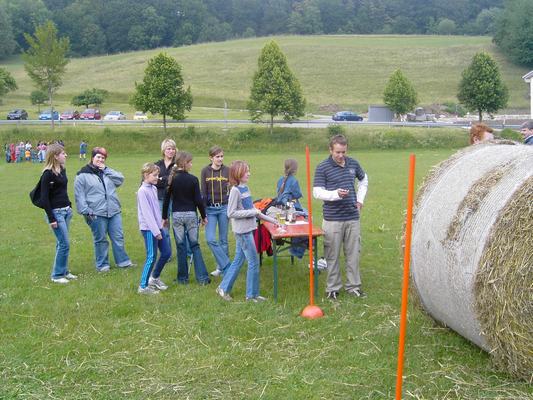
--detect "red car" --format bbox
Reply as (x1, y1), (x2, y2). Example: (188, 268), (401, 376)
(80, 108), (101, 120)
(60, 110), (80, 120)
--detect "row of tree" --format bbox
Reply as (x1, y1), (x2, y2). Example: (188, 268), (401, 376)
(2, 0), (528, 65)
(383, 52), (509, 122)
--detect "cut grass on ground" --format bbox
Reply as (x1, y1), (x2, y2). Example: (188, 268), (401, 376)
(0, 149), (531, 399)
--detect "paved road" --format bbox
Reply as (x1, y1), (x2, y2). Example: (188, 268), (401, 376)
(0, 118), (523, 129)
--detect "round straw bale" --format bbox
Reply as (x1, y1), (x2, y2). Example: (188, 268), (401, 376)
(410, 142), (532, 381)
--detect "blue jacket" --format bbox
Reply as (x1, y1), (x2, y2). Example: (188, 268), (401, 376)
(74, 164), (124, 217)
(276, 174), (303, 210)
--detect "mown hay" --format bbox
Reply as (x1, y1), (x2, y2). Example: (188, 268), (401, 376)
(474, 176), (533, 382)
(410, 142), (532, 381)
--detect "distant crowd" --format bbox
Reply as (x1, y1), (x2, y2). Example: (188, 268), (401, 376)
(4, 139), (88, 164)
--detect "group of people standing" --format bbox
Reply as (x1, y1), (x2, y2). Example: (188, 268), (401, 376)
(37, 134), (371, 302)
(5, 141), (51, 163)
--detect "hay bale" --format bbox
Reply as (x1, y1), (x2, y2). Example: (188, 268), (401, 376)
(410, 142), (533, 381)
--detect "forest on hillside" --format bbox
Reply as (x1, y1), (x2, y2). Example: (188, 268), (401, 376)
(1, 0), (504, 57)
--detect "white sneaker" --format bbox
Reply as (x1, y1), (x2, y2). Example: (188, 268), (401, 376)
(216, 286), (232, 301)
(51, 277), (69, 284)
(210, 269), (222, 277)
(65, 273), (78, 280)
(97, 265), (110, 273)
(148, 277), (168, 291)
(137, 286), (159, 295)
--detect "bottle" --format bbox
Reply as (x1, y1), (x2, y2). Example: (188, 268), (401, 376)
(287, 201), (296, 223)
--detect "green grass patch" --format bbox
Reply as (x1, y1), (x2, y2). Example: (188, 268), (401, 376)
(0, 142), (530, 398)
(1, 35), (530, 118)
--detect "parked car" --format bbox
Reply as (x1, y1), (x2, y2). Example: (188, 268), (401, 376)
(332, 111), (363, 122)
(80, 108), (101, 120)
(103, 111), (126, 121)
(7, 109), (28, 120)
(60, 110), (80, 120)
(39, 109), (60, 120)
(133, 111), (148, 120)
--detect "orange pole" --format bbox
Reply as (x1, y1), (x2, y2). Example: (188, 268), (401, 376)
(395, 154), (416, 399)
(305, 145), (315, 306)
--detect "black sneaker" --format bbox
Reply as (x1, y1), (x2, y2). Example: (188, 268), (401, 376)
(346, 288), (367, 298)
(326, 291), (339, 300)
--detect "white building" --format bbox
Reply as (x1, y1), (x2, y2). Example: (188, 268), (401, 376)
(523, 70), (533, 118)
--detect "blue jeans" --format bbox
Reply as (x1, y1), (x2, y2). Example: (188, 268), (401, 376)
(159, 199), (193, 260)
(219, 232), (260, 298)
(171, 212), (209, 284)
(85, 213), (131, 270)
(139, 230), (171, 288)
(205, 205), (230, 271)
(47, 207), (73, 279)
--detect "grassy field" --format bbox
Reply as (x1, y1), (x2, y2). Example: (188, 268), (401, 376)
(1, 35), (530, 118)
(1, 134), (531, 398)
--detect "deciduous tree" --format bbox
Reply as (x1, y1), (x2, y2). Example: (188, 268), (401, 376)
(23, 21), (70, 129)
(131, 52), (192, 132)
(457, 52), (509, 121)
(71, 88), (109, 109)
(30, 90), (47, 112)
(383, 69), (418, 119)
(0, 68), (17, 104)
(248, 41), (306, 133)
(493, 0), (533, 67)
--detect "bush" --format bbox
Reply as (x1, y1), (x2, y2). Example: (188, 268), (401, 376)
(442, 102), (466, 117)
(499, 128), (521, 141)
(327, 124), (345, 137)
(234, 128), (259, 142)
(271, 128), (301, 143)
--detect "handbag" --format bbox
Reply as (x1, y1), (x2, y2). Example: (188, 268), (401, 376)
(29, 174), (45, 208)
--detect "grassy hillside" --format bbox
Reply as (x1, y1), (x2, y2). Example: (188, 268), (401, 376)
(1, 35), (530, 116)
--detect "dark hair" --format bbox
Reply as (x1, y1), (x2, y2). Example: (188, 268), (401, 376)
(329, 134), (347, 148)
(209, 145), (223, 158)
(91, 146), (108, 159)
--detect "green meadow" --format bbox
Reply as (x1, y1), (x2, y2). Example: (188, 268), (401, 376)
(1, 125), (531, 399)
(1, 35), (530, 118)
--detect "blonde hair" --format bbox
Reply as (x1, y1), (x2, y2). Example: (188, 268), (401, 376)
(161, 139), (177, 158)
(43, 143), (65, 175)
(229, 160), (249, 186)
(141, 162), (159, 179)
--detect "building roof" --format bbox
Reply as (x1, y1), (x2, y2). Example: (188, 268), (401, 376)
(523, 70), (533, 81)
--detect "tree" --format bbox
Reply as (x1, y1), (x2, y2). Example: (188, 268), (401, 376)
(30, 90), (47, 112)
(0, 7), (16, 58)
(493, 0), (533, 67)
(457, 52), (509, 121)
(131, 52), (192, 132)
(23, 21), (70, 129)
(435, 18), (457, 35)
(0, 68), (17, 104)
(383, 69), (418, 119)
(248, 41), (306, 133)
(71, 88), (109, 108)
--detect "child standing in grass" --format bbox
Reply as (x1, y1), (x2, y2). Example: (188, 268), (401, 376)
(216, 160), (278, 302)
(137, 163), (171, 294)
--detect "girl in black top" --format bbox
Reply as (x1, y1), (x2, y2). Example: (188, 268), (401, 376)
(41, 143), (77, 284)
(163, 151), (210, 285)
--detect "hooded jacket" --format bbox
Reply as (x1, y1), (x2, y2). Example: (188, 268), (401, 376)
(74, 163), (124, 217)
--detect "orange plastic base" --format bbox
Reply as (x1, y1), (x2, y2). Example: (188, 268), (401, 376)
(300, 305), (325, 319)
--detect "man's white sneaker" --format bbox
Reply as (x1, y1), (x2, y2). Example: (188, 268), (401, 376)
(148, 277), (168, 291)
(138, 286), (159, 295)
(51, 277), (69, 284)
(210, 269), (222, 277)
(65, 273), (78, 280)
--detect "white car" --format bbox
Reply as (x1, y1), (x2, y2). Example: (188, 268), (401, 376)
(133, 111), (148, 120)
(103, 111), (126, 120)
